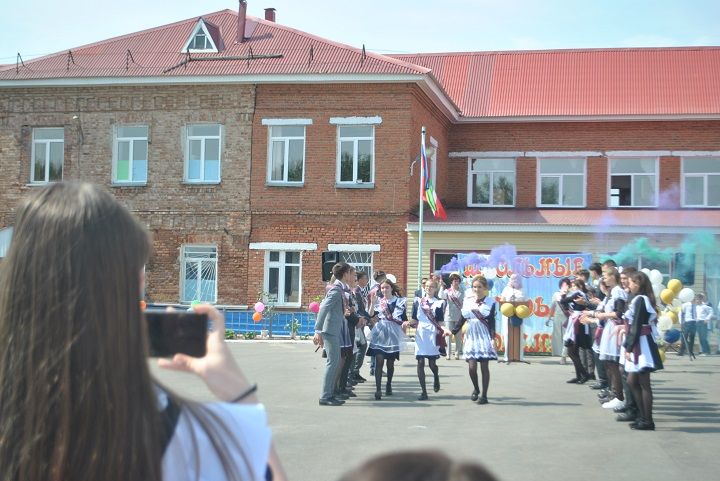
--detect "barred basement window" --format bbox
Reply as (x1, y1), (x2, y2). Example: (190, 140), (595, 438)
(339, 252), (373, 278)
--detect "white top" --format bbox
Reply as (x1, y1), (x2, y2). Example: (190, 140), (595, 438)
(682, 302), (714, 323)
(162, 400), (272, 481)
(500, 285), (525, 302)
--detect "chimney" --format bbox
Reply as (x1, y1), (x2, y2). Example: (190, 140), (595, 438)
(237, 1), (247, 43)
(264, 7), (276, 22)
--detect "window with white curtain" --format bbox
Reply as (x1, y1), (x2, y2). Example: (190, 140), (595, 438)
(538, 158), (585, 207)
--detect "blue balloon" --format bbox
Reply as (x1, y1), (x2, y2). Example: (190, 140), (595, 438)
(664, 328), (681, 343)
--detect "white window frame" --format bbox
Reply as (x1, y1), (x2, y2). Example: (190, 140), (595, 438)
(181, 19), (219, 53)
(263, 119), (310, 185)
(466, 157), (516, 207)
(681, 156), (720, 208)
(536, 157), (586, 208)
(180, 245), (218, 304)
(30, 127), (64, 184)
(184, 124), (222, 184)
(608, 157), (659, 208)
(264, 251), (303, 307)
(335, 125), (375, 187)
(112, 124), (148, 185)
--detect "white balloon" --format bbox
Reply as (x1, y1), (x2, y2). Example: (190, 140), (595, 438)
(671, 298), (682, 309)
(657, 315), (673, 331)
(652, 284), (662, 297)
(649, 269), (664, 285)
(641, 268), (651, 275)
(678, 287), (695, 303)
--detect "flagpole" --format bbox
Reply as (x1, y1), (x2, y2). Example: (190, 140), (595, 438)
(418, 126), (426, 293)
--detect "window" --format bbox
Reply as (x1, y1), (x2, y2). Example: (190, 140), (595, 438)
(337, 126), (374, 185)
(682, 157), (720, 207)
(185, 124), (221, 183)
(265, 251), (301, 306)
(467, 158), (515, 207)
(113, 125), (148, 184)
(31, 128), (64, 184)
(268, 125), (305, 183)
(609, 158), (657, 207)
(181, 245), (217, 303)
(339, 252), (373, 278)
(182, 19), (218, 53)
(538, 158), (585, 207)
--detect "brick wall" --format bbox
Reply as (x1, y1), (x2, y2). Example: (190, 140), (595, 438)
(0, 84), (255, 304)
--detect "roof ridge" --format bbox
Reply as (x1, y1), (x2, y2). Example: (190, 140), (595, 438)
(19, 9), (235, 64)
(247, 14), (430, 74)
(391, 45), (720, 58)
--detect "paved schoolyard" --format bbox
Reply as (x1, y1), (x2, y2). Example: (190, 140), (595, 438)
(152, 342), (720, 481)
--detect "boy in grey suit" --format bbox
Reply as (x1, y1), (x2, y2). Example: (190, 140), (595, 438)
(314, 262), (356, 406)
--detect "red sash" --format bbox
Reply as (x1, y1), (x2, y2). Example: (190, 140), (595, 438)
(420, 299), (447, 348)
(380, 298), (403, 326)
(469, 301), (492, 332)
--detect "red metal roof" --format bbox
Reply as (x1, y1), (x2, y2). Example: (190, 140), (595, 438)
(416, 209), (720, 229)
(392, 48), (720, 118)
(0, 9), (428, 81)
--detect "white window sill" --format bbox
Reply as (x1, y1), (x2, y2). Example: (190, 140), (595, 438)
(610, 206), (658, 209)
(266, 181), (304, 188)
(112, 182), (148, 187)
(182, 181), (221, 185)
(26, 181), (60, 187)
(467, 204), (516, 208)
(274, 303), (302, 309)
(537, 205), (586, 209)
(335, 182), (374, 189)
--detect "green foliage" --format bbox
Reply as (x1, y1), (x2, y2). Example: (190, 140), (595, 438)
(285, 318), (302, 335)
(224, 329), (237, 340)
(243, 331), (257, 340)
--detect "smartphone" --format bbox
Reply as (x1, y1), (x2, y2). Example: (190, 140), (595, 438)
(145, 311), (209, 358)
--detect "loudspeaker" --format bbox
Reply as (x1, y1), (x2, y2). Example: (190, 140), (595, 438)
(322, 251), (339, 282)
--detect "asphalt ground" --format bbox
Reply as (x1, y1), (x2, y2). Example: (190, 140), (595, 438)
(151, 342), (720, 481)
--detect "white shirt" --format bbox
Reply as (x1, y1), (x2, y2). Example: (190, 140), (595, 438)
(162, 401), (272, 481)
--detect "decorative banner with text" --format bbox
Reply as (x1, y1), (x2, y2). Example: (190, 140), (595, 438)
(455, 252), (593, 355)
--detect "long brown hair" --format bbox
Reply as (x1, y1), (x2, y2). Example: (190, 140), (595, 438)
(0, 183), (248, 481)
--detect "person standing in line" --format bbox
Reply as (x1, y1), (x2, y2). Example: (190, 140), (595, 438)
(621, 271), (664, 430)
(548, 277), (571, 364)
(694, 293), (713, 356)
(336, 269), (362, 400)
(560, 279), (592, 384)
(500, 273), (526, 362)
(351, 272), (371, 383)
(595, 267), (628, 410)
(582, 280), (611, 391)
(452, 275), (498, 405)
(678, 293), (703, 357)
(367, 279), (407, 400)
(314, 262), (356, 406)
(408, 280), (451, 400)
(366, 271), (386, 376)
(440, 272), (465, 360)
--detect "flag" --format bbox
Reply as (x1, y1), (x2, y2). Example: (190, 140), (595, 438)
(421, 143), (447, 220)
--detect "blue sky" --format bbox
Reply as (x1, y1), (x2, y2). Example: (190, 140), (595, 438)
(2, 0), (719, 62)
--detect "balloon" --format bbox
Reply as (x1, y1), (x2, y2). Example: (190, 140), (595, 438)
(678, 287), (695, 303)
(657, 315), (673, 331)
(139, 300), (147, 310)
(254, 302), (265, 313)
(659, 350), (666, 363)
(667, 278), (683, 294)
(671, 298), (682, 309)
(461, 322), (469, 334)
(663, 328), (681, 344)
(641, 268), (651, 275)
(652, 284), (662, 298)
(252, 312), (263, 322)
(308, 301), (320, 314)
(660, 288), (675, 305)
(649, 270), (664, 285)
(515, 304), (531, 319)
(500, 303), (515, 317)
(667, 310), (678, 324)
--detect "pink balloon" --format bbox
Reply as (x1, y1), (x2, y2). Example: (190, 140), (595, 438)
(309, 301), (320, 314)
(254, 302), (265, 313)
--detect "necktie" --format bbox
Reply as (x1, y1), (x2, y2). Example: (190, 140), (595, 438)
(691, 303), (697, 320)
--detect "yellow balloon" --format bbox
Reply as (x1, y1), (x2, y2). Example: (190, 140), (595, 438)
(660, 288), (675, 305)
(667, 311), (678, 324)
(461, 323), (469, 334)
(659, 350), (666, 363)
(667, 278), (683, 295)
(500, 303), (516, 317)
(515, 304), (531, 319)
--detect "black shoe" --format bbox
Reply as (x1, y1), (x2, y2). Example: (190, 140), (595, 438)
(477, 396), (488, 405)
(566, 378), (579, 384)
(319, 398), (344, 406)
(614, 405), (628, 413)
(587, 374), (597, 380)
(374, 391), (381, 400)
(345, 390), (357, 398)
(355, 375), (367, 382)
(616, 411), (637, 422)
(598, 396), (611, 404)
(577, 374), (589, 384)
(630, 419), (655, 430)
(370, 369), (375, 375)
(385, 384), (393, 396)
(418, 392), (428, 400)
(335, 392), (349, 400)
(433, 376), (440, 392)
(598, 389), (610, 398)
(471, 390), (479, 401)
(349, 379), (358, 386)
(590, 382), (608, 390)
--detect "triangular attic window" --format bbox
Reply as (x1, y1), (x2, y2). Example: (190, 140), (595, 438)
(182, 18), (219, 53)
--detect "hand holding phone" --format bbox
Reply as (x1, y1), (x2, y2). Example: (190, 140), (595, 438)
(145, 311), (209, 358)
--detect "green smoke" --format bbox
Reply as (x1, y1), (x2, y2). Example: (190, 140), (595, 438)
(607, 238), (673, 266)
(604, 231), (718, 272)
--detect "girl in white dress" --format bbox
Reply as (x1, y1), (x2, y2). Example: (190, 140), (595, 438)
(452, 275), (497, 405)
(594, 267), (627, 409)
(620, 271), (664, 430)
(367, 279), (407, 400)
(408, 280), (451, 400)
